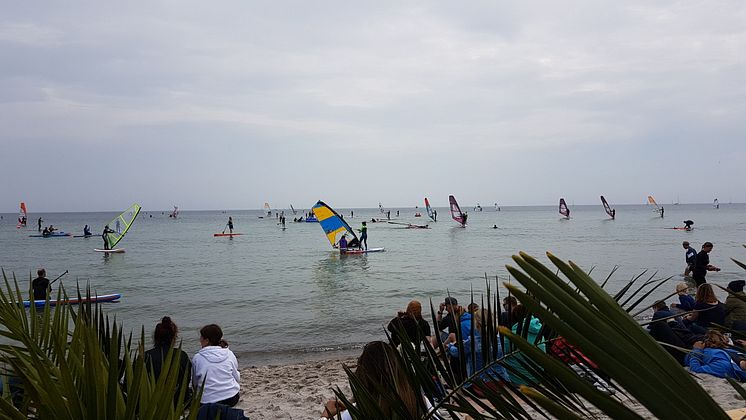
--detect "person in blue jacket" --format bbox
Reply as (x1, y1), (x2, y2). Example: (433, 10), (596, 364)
(686, 330), (746, 380)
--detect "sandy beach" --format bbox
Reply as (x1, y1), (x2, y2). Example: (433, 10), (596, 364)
(231, 356), (745, 419)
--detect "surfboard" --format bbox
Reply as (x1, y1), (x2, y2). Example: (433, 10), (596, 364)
(94, 248), (125, 253)
(341, 247), (385, 254)
(665, 227), (692, 230)
(24, 293), (122, 308)
(73, 234), (93, 238)
(213, 233), (243, 237)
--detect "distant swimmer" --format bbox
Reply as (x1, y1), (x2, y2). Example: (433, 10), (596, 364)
(492, 224), (498, 229)
(227, 217), (234, 234)
(358, 221), (368, 250)
(83, 225), (92, 236)
(102, 225), (115, 250)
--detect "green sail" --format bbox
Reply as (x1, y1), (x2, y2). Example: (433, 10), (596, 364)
(105, 204), (141, 248)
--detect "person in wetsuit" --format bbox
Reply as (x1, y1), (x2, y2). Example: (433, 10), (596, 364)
(683, 220), (694, 231)
(683, 241), (697, 277)
(358, 221), (368, 250)
(462, 212), (468, 227)
(38, 217), (43, 232)
(83, 225), (92, 236)
(102, 225), (115, 250)
(337, 234), (348, 252)
(32, 268), (50, 301)
(227, 217), (234, 234)
(692, 242), (720, 287)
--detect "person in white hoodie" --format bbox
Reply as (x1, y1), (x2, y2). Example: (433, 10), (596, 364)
(192, 324), (240, 406)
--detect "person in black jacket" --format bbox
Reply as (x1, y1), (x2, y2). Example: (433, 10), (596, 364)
(387, 300), (431, 353)
(144, 316), (193, 406)
(692, 242), (720, 287)
(31, 268), (50, 301)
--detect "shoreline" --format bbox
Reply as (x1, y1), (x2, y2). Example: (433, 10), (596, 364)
(231, 355), (745, 419)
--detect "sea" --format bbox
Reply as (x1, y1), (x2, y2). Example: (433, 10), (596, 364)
(1, 203), (744, 365)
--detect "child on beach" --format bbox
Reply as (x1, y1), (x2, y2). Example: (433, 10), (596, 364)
(144, 316), (192, 405)
(192, 324), (241, 407)
(671, 283), (695, 312)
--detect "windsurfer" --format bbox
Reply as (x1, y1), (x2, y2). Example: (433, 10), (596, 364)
(611, 209), (615, 219)
(660, 207), (665, 218)
(102, 225), (115, 250)
(227, 217), (234, 234)
(433, 209), (437, 222)
(461, 212), (468, 227)
(358, 221), (368, 250)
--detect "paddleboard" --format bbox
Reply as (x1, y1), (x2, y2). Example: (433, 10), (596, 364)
(24, 293), (122, 308)
(29, 232), (71, 237)
(341, 247), (385, 255)
(73, 234), (94, 238)
(213, 233), (243, 237)
(665, 227), (692, 230)
(94, 248), (125, 253)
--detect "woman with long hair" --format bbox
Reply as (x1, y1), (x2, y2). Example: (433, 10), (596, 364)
(144, 316), (192, 405)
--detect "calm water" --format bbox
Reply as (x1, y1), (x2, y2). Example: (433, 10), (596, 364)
(1, 204), (745, 364)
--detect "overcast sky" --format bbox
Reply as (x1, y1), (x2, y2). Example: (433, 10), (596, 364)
(1, 1), (745, 212)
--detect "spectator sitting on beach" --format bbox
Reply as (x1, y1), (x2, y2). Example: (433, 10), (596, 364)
(725, 280), (746, 331)
(685, 284), (726, 332)
(686, 330), (746, 380)
(434, 297), (459, 345)
(501, 296), (518, 326)
(445, 305), (482, 376)
(321, 341), (425, 420)
(192, 324), (240, 407)
(504, 304), (546, 386)
(386, 300), (431, 353)
(670, 283), (695, 312)
(144, 316), (193, 406)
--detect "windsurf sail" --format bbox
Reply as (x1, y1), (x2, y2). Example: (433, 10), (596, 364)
(559, 198), (570, 218)
(600, 196), (614, 218)
(290, 204), (297, 215)
(17, 202), (27, 227)
(104, 204), (141, 249)
(312, 201), (359, 248)
(425, 197), (435, 222)
(379, 202), (385, 214)
(647, 195), (663, 213)
(170, 206), (179, 218)
(449, 195), (465, 225)
(714, 198), (719, 209)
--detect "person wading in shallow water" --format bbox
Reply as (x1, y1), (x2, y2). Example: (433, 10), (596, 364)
(692, 242), (720, 287)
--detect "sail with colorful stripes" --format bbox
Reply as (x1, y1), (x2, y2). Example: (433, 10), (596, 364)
(559, 198), (570, 218)
(425, 197), (435, 222)
(449, 195), (465, 226)
(105, 204), (141, 249)
(600, 196), (615, 218)
(312, 200), (359, 248)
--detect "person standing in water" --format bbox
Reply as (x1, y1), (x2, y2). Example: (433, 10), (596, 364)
(683, 241), (697, 277)
(32, 268), (50, 301)
(358, 221), (368, 250)
(102, 225), (115, 250)
(227, 217), (234, 234)
(693, 242), (721, 287)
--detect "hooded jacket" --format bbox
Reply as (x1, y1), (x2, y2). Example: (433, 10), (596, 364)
(192, 346), (240, 403)
(686, 347), (746, 380)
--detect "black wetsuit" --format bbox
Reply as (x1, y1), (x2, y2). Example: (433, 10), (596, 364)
(102, 227), (115, 249)
(32, 276), (50, 301)
(692, 250), (710, 287)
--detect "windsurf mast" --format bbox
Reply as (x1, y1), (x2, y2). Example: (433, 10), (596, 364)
(290, 204), (297, 215)
(312, 201), (359, 248)
(379, 202), (385, 214)
(449, 195), (465, 226)
(600, 196), (614, 218)
(105, 204), (141, 249)
(425, 197), (435, 222)
(559, 198), (570, 218)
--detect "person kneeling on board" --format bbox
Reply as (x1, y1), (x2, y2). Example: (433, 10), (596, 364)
(336, 234), (348, 253)
(83, 225), (92, 236)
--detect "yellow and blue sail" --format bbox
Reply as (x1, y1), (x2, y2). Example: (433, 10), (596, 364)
(312, 201), (358, 247)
